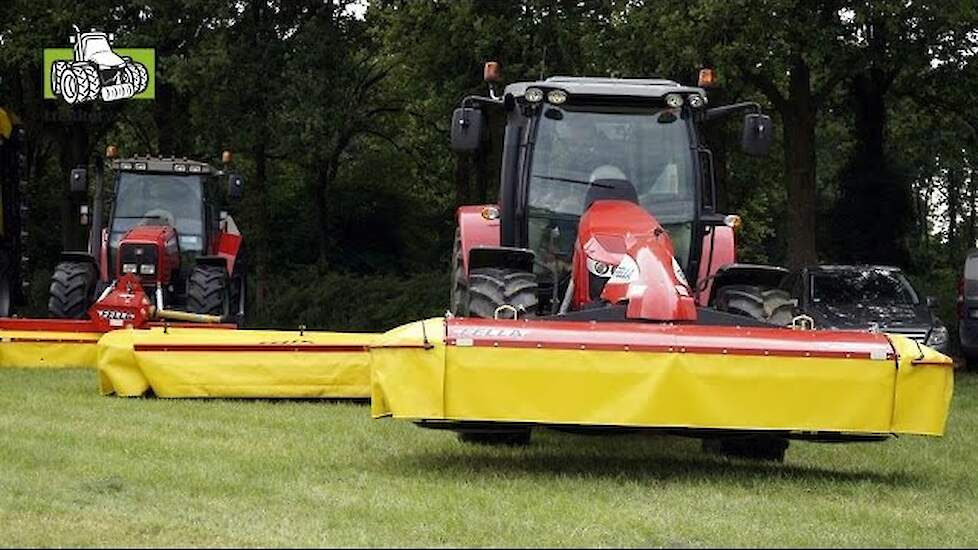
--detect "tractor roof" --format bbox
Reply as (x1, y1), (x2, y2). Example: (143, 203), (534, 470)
(112, 156), (216, 175)
(505, 76), (706, 100)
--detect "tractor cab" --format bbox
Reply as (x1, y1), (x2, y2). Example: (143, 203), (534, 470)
(450, 70), (773, 319)
(107, 158), (222, 282)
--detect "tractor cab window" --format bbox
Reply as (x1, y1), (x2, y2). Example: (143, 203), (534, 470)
(526, 104), (696, 286)
(109, 173), (205, 255)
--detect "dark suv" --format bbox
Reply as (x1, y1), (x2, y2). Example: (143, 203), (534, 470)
(712, 264), (948, 354)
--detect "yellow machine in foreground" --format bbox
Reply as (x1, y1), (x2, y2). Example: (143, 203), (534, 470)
(371, 318), (954, 447)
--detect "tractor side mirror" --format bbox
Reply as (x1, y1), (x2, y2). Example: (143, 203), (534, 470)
(227, 174), (244, 200)
(450, 107), (484, 152)
(741, 113), (773, 156)
(926, 295), (938, 308)
(69, 168), (88, 193)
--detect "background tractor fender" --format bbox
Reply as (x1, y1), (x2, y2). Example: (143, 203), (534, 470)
(211, 231), (242, 275)
(195, 255), (232, 275)
(468, 246), (535, 274)
(59, 251), (97, 267)
(695, 225), (736, 306)
(457, 205), (500, 274)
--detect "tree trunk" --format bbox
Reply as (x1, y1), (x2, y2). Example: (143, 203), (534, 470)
(781, 60), (819, 270)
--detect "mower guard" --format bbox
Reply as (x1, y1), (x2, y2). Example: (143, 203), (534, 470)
(0, 319), (101, 368)
(98, 327), (377, 398)
(371, 318), (954, 437)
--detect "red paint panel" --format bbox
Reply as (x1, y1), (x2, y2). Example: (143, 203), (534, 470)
(445, 318), (898, 362)
(0, 318), (102, 333)
(457, 205), (500, 273)
(696, 225), (735, 306)
(215, 231), (242, 275)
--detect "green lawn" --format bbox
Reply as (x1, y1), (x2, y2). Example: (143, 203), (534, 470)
(0, 369), (975, 547)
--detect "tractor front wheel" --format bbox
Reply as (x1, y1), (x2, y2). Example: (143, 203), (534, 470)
(449, 228), (468, 316)
(48, 261), (97, 319)
(466, 267), (539, 319)
(187, 264), (230, 319)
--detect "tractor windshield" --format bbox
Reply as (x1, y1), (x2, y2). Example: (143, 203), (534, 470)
(527, 105), (696, 281)
(109, 173), (205, 254)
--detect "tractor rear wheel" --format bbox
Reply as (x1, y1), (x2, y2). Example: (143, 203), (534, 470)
(466, 267), (539, 320)
(48, 261), (97, 319)
(187, 264), (230, 318)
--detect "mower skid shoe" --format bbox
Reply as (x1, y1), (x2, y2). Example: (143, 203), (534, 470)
(371, 318), (955, 439)
(98, 327), (378, 398)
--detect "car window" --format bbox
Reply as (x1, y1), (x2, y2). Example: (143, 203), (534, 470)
(810, 269), (918, 306)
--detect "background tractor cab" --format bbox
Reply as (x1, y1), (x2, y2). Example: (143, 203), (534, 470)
(49, 148), (246, 324)
(449, 66), (773, 320)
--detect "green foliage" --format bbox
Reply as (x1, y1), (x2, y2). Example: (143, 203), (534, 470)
(252, 267), (449, 331)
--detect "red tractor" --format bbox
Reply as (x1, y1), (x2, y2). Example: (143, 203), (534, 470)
(450, 68), (771, 324)
(49, 149), (246, 325)
(446, 67), (795, 455)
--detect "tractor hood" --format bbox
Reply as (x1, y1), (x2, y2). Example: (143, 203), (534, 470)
(89, 49), (125, 68)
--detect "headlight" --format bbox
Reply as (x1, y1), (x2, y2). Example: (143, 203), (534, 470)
(139, 264), (156, 275)
(926, 325), (948, 348)
(546, 89), (568, 104)
(122, 263), (137, 274)
(525, 87), (544, 103)
(664, 93), (684, 108)
(609, 255), (639, 283)
(586, 257), (613, 278)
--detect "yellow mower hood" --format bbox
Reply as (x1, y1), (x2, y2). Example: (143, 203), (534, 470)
(372, 318), (954, 437)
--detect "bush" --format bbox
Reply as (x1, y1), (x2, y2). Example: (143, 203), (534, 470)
(249, 267), (449, 332)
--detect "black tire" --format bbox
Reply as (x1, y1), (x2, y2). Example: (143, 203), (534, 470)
(466, 267), (539, 319)
(48, 261), (97, 319)
(714, 285), (796, 326)
(449, 228), (468, 316)
(702, 435), (789, 463)
(124, 61), (148, 93)
(457, 429), (532, 446)
(79, 63), (101, 102)
(50, 60), (68, 95)
(187, 264), (230, 318)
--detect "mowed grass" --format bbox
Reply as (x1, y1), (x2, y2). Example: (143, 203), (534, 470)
(0, 369), (976, 547)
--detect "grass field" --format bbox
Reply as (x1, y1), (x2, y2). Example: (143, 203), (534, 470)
(0, 369), (975, 547)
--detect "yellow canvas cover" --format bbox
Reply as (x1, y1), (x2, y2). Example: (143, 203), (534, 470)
(0, 330), (100, 368)
(99, 327), (377, 398)
(371, 319), (954, 436)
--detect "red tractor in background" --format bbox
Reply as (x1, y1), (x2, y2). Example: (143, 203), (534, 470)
(49, 149), (246, 325)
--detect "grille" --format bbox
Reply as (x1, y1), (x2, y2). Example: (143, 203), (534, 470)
(119, 243), (158, 284)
